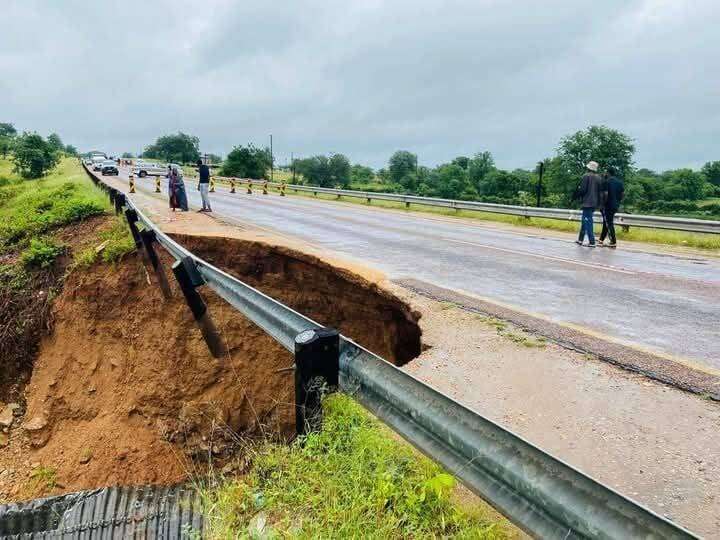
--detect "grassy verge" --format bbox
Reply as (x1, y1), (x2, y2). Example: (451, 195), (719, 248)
(0, 157), (135, 392)
(264, 186), (720, 250)
(201, 394), (511, 539)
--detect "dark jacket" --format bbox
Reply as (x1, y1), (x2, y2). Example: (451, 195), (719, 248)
(578, 173), (604, 209)
(604, 176), (624, 212)
(198, 164), (210, 184)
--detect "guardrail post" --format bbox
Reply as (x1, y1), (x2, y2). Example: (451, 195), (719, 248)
(139, 229), (173, 300)
(210, 177), (215, 193)
(280, 182), (286, 196)
(124, 208), (143, 250)
(294, 328), (339, 436)
(171, 258), (227, 359)
(129, 172), (136, 193)
(230, 179), (236, 193)
(113, 193), (126, 215)
(155, 176), (161, 193)
(247, 180), (253, 195)
(263, 181), (268, 195)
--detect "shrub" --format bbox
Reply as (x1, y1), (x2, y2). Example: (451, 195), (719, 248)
(21, 238), (64, 268)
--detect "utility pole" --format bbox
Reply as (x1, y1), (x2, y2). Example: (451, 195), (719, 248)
(270, 134), (273, 182)
(291, 151), (295, 183)
(536, 161), (545, 207)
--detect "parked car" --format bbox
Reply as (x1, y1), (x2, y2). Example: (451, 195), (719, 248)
(101, 160), (119, 176)
(132, 162), (167, 177)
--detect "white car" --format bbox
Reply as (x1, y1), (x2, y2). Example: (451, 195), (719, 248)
(132, 162), (168, 178)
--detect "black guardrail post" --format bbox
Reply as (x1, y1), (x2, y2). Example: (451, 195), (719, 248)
(172, 258), (227, 359)
(294, 328), (339, 436)
(113, 192), (126, 215)
(139, 229), (173, 300)
(123, 209), (143, 250)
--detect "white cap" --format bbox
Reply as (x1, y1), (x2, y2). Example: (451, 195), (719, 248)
(586, 161), (599, 172)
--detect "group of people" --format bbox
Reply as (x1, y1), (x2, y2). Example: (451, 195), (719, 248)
(167, 160), (213, 213)
(575, 161), (625, 248)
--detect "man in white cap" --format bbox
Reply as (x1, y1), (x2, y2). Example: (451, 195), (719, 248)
(575, 161), (605, 247)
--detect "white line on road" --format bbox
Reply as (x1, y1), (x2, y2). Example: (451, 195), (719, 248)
(443, 238), (638, 275)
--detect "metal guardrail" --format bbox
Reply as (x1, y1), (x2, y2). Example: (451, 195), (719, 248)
(212, 176), (720, 235)
(84, 165), (697, 539)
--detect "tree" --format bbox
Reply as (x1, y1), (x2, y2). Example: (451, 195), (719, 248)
(350, 164), (375, 185)
(451, 156), (470, 170)
(206, 153), (223, 165)
(701, 161), (720, 187)
(293, 154), (350, 187)
(121, 152), (135, 159)
(557, 125), (635, 179)
(388, 150), (417, 187)
(328, 153), (351, 187)
(11, 132), (60, 179)
(144, 132), (200, 163)
(663, 169), (706, 201)
(467, 151), (495, 191)
(0, 122), (17, 159)
(47, 133), (64, 153)
(64, 144), (78, 156)
(221, 144), (271, 178)
(426, 163), (477, 200)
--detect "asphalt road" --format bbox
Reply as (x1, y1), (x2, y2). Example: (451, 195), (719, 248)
(123, 170), (720, 371)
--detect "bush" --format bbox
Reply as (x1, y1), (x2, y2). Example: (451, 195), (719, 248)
(11, 132), (60, 179)
(21, 237), (64, 268)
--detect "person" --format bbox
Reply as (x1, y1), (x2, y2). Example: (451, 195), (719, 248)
(599, 167), (624, 248)
(575, 161), (605, 247)
(168, 164), (189, 212)
(197, 159), (212, 212)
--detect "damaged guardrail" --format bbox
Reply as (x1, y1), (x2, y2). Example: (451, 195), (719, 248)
(80, 165), (698, 539)
(212, 176), (720, 235)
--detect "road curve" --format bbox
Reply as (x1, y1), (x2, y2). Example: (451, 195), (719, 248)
(122, 170), (720, 372)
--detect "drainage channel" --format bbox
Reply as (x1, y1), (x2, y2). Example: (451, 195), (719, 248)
(0, 485), (202, 539)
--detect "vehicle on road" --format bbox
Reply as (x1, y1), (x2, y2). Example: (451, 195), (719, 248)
(132, 162), (167, 178)
(91, 155), (105, 171)
(101, 160), (119, 176)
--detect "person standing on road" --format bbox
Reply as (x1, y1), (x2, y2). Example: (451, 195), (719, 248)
(197, 159), (212, 212)
(599, 167), (624, 248)
(169, 164), (189, 212)
(575, 161), (605, 247)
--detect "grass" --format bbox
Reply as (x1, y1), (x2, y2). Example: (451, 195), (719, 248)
(201, 394), (510, 539)
(0, 158), (107, 252)
(235, 182), (720, 250)
(27, 466), (58, 495)
(73, 216), (136, 268)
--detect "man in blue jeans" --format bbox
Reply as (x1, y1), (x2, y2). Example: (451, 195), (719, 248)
(575, 161), (605, 247)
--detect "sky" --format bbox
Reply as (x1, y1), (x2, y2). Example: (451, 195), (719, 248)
(1, 0), (718, 171)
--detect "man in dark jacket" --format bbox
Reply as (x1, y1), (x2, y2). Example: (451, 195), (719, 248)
(197, 159), (212, 212)
(599, 167), (624, 247)
(575, 161), (605, 247)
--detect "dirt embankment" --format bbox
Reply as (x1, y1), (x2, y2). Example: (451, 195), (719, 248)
(0, 235), (421, 502)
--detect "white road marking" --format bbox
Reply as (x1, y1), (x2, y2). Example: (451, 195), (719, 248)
(443, 238), (637, 275)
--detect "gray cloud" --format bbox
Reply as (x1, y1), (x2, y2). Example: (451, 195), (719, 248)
(1, 0), (718, 170)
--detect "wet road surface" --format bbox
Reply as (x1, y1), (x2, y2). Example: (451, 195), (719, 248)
(123, 171), (720, 371)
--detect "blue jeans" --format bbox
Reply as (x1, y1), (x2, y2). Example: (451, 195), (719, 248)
(578, 207), (595, 244)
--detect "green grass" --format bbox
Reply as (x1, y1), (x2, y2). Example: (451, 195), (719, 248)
(0, 158), (107, 252)
(73, 217), (135, 268)
(201, 394), (509, 539)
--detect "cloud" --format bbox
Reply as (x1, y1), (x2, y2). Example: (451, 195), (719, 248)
(1, 0), (718, 170)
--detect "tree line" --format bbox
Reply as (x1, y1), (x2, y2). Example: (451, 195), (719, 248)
(0, 123), (78, 179)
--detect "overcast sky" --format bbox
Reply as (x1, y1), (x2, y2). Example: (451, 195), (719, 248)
(1, 0), (718, 170)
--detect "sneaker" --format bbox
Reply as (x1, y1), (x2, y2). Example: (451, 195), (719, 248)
(608, 242), (617, 249)
(575, 240), (583, 246)
(588, 243), (596, 248)
(597, 240), (605, 247)
(197, 208), (206, 212)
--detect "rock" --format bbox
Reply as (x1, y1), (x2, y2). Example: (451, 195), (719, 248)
(0, 407), (14, 428)
(79, 449), (92, 464)
(23, 416), (47, 432)
(0, 433), (8, 448)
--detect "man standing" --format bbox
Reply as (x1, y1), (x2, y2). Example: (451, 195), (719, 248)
(599, 167), (624, 248)
(197, 159), (212, 212)
(575, 161), (604, 247)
